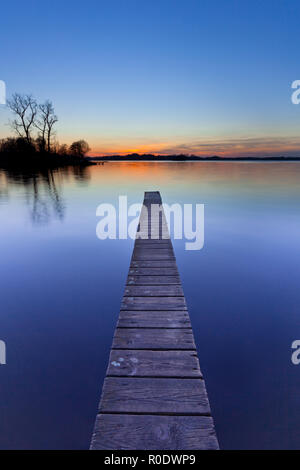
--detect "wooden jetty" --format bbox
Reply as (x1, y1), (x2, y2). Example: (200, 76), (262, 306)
(90, 191), (219, 450)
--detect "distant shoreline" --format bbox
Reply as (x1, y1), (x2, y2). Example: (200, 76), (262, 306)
(88, 154), (300, 162)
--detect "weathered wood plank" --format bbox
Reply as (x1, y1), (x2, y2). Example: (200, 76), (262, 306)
(118, 310), (191, 328)
(128, 267), (179, 276)
(144, 191), (161, 199)
(132, 252), (175, 260)
(134, 239), (171, 245)
(133, 247), (173, 253)
(130, 260), (177, 268)
(99, 377), (210, 414)
(134, 244), (173, 249)
(136, 235), (170, 241)
(124, 285), (184, 297)
(127, 275), (181, 285)
(147, 225), (169, 230)
(121, 296), (187, 310)
(107, 350), (202, 378)
(90, 414), (219, 450)
(137, 234), (170, 241)
(112, 328), (195, 350)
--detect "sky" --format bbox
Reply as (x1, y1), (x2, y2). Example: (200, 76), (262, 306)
(0, 0), (300, 156)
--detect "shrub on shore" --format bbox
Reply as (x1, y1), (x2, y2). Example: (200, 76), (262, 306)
(0, 137), (91, 168)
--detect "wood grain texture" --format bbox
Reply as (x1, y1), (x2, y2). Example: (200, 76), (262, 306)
(127, 275), (181, 285)
(128, 267), (179, 276)
(118, 310), (191, 328)
(124, 285), (184, 297)
(90, 414), (219, 450)
(133, 247), (173, 253)
(121, 296), (187, 310)
(132, 252), (175, 261)
(130, 260), (177, 268)
(134, 245), (172, 250)
(134, 240), (172, 246)
(112, 328), (195, 350)
(99, 377), (210, 414)
(107, 350), (202, 378)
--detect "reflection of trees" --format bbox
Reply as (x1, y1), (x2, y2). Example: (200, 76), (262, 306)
(29, 170), (65, 224)
(0, 165), (90, 225)
(71, 164), (91, 184)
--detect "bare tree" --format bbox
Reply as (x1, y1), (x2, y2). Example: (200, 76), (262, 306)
(34, 109), (47, 152)
(35, 101), (58, 152)
(7, 93), (37, 143)
(57, 143), (68, 156)
(69, 140), (91, 158)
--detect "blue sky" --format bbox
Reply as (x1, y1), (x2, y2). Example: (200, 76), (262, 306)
(1, 0), (300, 155)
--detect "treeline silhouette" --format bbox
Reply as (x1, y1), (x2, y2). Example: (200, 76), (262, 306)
(90, 153), (300, 161)
(0, 93), (91, 168)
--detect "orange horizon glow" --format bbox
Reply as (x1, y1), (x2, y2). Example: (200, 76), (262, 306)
(85, 137), (300, 158)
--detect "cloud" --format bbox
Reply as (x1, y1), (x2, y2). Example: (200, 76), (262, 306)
(88, 135), (300, 157)
(157, 136), (300, 157)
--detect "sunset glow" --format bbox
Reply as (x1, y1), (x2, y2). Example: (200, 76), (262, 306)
(86, 136), (300, 157)
(1, 1), (300, 158)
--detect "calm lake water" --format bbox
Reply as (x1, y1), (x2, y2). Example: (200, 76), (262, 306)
(0, 161), (300, 449)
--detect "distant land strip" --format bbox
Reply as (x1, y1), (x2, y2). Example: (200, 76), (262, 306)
(88, 154), (300, 162)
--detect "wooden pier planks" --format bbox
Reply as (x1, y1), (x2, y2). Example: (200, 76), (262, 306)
(90, 191), (219, 450)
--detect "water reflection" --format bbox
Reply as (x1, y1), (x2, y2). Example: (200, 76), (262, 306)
(1, 161), (300, 449)
(0, 165), (91, 225)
